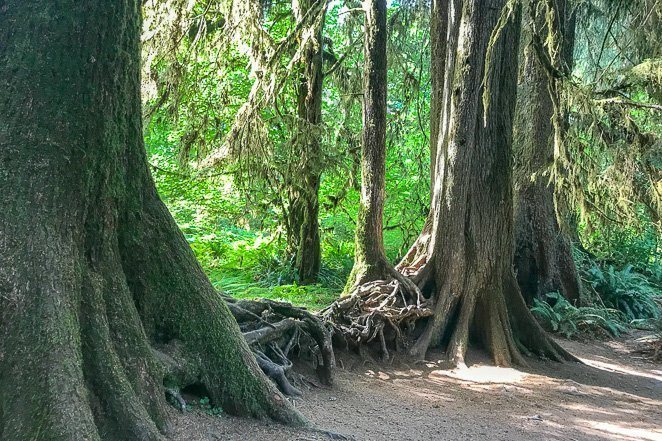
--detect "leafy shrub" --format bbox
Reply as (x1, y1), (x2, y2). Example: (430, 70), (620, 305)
(581, 261), (661, 322)
(531, 292), (627, 339)
(579, 221), (659, 273)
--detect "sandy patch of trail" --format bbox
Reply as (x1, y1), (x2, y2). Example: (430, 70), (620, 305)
(171, 335), (661, 440)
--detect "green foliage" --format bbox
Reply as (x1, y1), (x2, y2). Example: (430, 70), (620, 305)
(531, 292), (628, 339)
(186, 396), (223, 416)
(213, 270), (338, 310)
(579, 218), (660, 271)
(534, 248), (661, 340)
(565, 1), (661, 270)
(146, 132), (350, 310)
(142, 3), (430, 308)
(582, 261), (661, 322)
(590, 265), (660, 320)
(142, 0), (431, 263)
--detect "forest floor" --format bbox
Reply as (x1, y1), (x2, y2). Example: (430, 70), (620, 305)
(170, 333), (661, 441)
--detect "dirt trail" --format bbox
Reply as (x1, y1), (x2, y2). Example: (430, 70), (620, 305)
(171, 335), (661, 440)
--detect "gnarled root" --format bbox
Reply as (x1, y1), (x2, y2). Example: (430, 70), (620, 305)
(255, 349), (302, 397)
(223, 296), (336, 395)
(322, 259), (433, 359)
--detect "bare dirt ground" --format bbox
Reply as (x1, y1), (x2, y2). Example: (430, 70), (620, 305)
(171, 334), (661, 441)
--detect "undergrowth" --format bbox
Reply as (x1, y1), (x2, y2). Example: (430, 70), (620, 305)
(533, 249), (661, 340)
(581, 262), (660, 322)
(191, 230), (346, 309)
(531, 292), (627, 339)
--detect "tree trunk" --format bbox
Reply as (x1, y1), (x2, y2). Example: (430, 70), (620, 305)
(344, 0), (391, 291)
(0, 2), (302, 439)
(329, 0), (576, 368)
(286, 186), (321, 285)
(513, 0), (580, 305)
(429, 0), (450, 192)
(409, 0), (575, 365)
(397, 0), (455, 336)
(286, 0), (325, 285)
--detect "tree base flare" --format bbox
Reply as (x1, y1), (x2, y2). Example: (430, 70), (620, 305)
(324, 260), (578, 368)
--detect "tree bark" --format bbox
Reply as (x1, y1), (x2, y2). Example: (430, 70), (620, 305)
(0, 2), (302, 439)
(286, 0), (326, 285)
(429, 0), (450, 191)
(344, 0), (391, 291)
(397, 0), (457, 272)
(329, 0), (576, 368)
(513, 0), (580, 305)
(409, 0), (575, 365)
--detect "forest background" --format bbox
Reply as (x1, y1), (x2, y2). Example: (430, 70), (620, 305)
(142, 0), (661, 338)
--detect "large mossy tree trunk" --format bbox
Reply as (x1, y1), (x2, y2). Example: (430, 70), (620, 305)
(0, 2), (302, 440)
(329, 0), (576, 368)
(513, 0), (580, 305)
(408, 0), (575, 365)
(286, 0), (326, 285)
(344, 0), (392, 292)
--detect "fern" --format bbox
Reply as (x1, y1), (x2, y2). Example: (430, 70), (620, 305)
(577, 250), (661, 322)
(531, 292), (627, 339)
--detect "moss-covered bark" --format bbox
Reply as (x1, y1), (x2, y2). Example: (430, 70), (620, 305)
(397, 0), (450, 269)
(0, 2), (302, 439)
(513, 0), (580, 305)
(429, 0), (449, 192)
(287, 186), (321, 284)
(286, 0), (326, 285)
(344, 0), (392, 293)
(405, 0), (575, 366)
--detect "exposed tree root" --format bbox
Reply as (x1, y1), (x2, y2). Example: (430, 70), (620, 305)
(223, 296), (335, 396)
(396, 216), (433, 278)
(255, 350), (302, 397)
(325, 256), (579, 368)
(165, 389), (187, 412)
(322, 260), (433, 360)
(154, 296), (335, 412)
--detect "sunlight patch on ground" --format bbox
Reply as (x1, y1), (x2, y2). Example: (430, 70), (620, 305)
(579, 357), (662, 382)
(578, 420), (662, 441)
(405, 387), (457, 402)
(364, 370), (391, 381)
(561, 403), (620, 416)
(429, 364), (528, 384)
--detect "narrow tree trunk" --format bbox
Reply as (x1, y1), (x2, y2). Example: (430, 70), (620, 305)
(286, 0), (326, 285)
(344, 0), (391, 291)
(397, 0), (451, 271)
(513, 0), (580, 305)
(0, 2), (302, 439)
